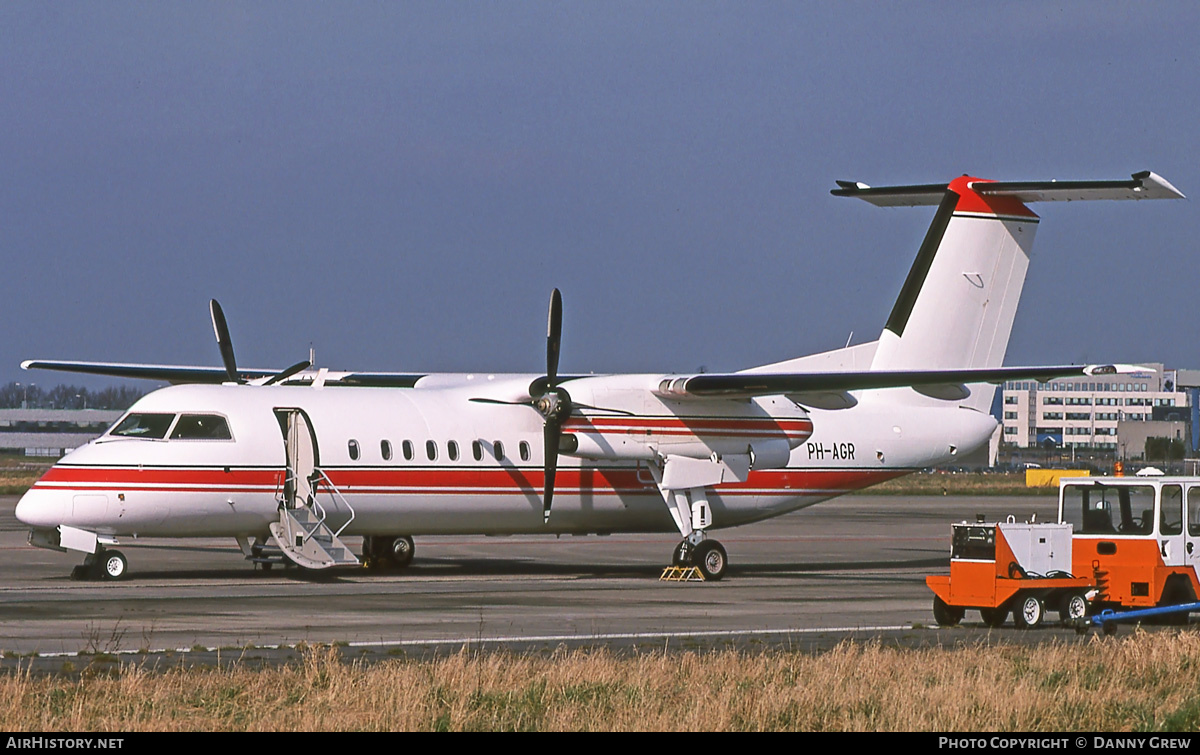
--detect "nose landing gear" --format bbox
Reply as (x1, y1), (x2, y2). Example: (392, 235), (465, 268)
(70, 547), (128, 581)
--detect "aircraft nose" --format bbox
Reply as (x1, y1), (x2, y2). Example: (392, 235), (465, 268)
(14, 488), (66, 529)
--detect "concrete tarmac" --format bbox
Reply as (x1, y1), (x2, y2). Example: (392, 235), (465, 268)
(0, 491), (1111, 666)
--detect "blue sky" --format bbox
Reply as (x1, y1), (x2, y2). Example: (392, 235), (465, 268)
(2, 2), (1196, 388)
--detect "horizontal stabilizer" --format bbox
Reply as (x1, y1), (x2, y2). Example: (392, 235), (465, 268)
(832, 171), (1184, 207)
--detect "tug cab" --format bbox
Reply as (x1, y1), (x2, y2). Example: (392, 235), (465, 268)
(1059, 476), (1200, 611)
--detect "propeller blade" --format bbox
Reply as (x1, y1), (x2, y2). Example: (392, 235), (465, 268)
(571, 401), (634, 416)
(542, 420), (559, 523)
(546, 288), (562, 386)
(209, 300), (241, 383)
(262, 360), (312, 386)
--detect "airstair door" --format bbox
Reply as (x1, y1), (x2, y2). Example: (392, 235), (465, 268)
(268, 407), (358, 569)
(275, 408), (319, 510)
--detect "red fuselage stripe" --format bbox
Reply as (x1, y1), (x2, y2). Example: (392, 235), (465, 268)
(34, 466), (906, 495)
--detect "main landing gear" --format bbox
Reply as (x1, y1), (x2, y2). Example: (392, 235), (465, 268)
(362, 535), (415, 571)
(70, 547), (128, 582)
(673, 537), (728, 581)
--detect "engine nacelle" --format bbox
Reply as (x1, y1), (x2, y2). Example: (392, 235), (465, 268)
(748, 439), (792, 470)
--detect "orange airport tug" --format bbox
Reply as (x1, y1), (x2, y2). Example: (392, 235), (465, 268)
(927, 474), (1200, 630)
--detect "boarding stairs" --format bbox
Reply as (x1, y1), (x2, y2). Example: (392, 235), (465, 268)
(267, 467), (360, 570)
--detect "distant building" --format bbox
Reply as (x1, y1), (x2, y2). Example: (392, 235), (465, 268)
(1000, 364), (1189, 455)
(0, 408), (122, 456)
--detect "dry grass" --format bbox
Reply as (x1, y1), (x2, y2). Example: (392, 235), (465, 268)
(864, 472), (1042, 496)
(4, 633), (1200, 731)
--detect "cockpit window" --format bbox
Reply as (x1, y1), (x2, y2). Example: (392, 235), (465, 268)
(111, 413), (176, 439)
(169, 414), (233, 440)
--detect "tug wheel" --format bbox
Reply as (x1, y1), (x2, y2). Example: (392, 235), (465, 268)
(1014, 595), (1045, 629)
(1060, 592), (1089, 625)
(932, 596), (965, 627)
(979, 607), (1009, 628)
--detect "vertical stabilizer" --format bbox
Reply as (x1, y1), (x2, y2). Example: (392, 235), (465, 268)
(832, 171), (1183, 412)
(869, 177), (1039, 412)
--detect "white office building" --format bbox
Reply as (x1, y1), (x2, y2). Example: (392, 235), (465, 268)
(1000, 364), (1187, 452)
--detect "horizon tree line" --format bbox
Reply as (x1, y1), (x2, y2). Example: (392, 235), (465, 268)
(0, 382), (147, 410)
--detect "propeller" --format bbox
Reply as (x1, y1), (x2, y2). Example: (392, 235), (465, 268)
(209, 299), (311, 386)
(260, 360), (313, 386)
(468, 289), (575, 523)
(538, 288), (569, 523)
(209, 299), (242, 383)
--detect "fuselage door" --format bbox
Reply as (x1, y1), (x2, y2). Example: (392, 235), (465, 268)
(274, 408), (320, 509)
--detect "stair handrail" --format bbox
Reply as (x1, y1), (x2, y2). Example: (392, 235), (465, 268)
(314, 467), (356, 538)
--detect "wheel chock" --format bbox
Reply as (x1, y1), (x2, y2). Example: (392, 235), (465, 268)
(659, 566), (705, 582)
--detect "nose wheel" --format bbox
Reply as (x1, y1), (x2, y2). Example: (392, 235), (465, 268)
(70, 547), (128, 581)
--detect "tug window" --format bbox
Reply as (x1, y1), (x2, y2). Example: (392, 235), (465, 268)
(381, 440), (393, 461)
(402, 440), (414, 461)
(1064, 484), (1155, 536)
(519, 441), (531, 461)
(448, 441), (459, 461)
(1188, 488), (1200, 537)
(170, 414), (232, 440)
(111, 413), (176, 439)
(348, 440), (360, 461)
(1162, 485), (1183, 536)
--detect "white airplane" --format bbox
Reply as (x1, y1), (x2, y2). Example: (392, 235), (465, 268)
(15, 172), (1184, 582)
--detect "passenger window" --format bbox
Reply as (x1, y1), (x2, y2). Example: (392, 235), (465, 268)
(472, 440), (483, 461)
(519, 441), (531, 461)
(448, 441), (459, 461)
(1161, 485), (1183, 536)
(381, 440), (393, 461)
(402, 440), (414, 461)
(493, 441), (504, 461)
(426, 440), (437, 461)
(348, 440), (360, 461)
(111, 413), (176, 439)
(169, 414), (232, 440)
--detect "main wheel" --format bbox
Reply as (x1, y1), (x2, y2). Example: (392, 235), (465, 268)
(1013, 594), (1045, 629)
(389, 536), (415, 568)
(1059, 592), (1089, 625)
(933, 596), (965, 627)
(692, 540), (728, 581)
(101, 550), (128, 581)
(979, 607), (1008, 627)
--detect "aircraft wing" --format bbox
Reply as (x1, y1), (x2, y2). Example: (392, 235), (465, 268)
(655, 364), (1130, 401)
(20, 360), (274, 384)
(21, 359), (427, 388)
